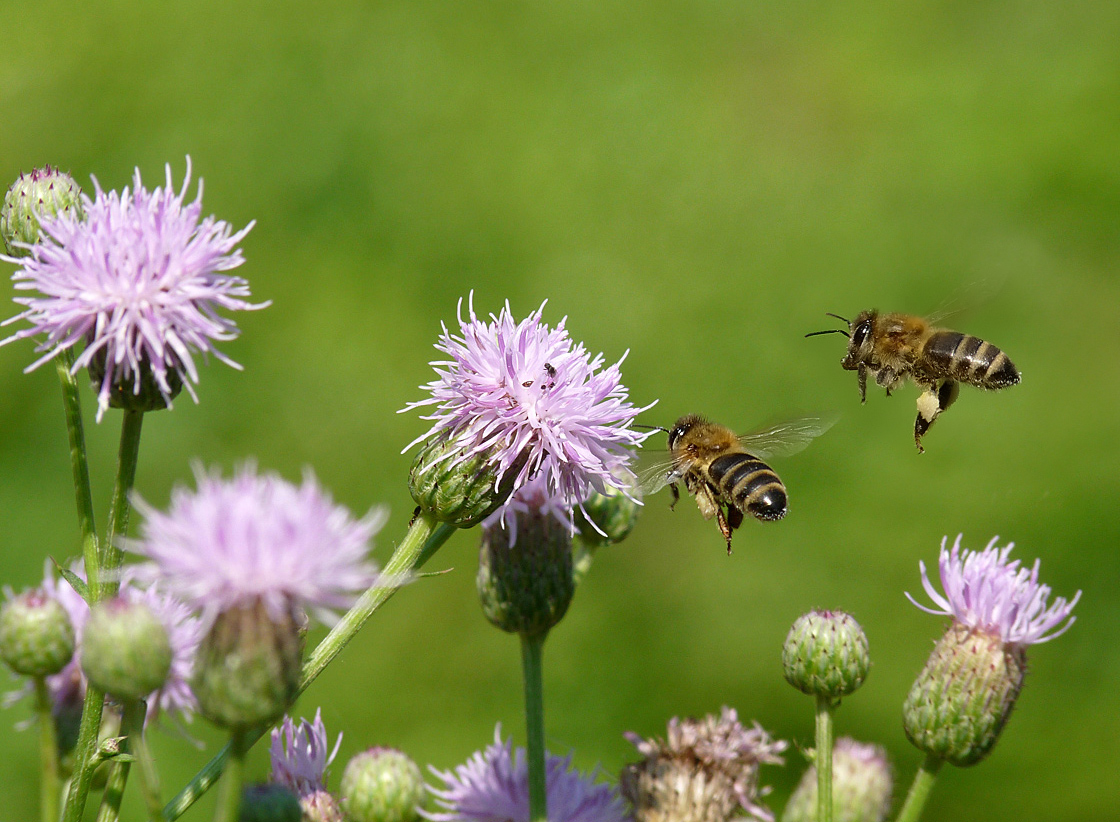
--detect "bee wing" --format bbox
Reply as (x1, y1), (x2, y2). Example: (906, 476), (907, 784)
(637, 447), (680, 496)
(737, 413), (840, 461)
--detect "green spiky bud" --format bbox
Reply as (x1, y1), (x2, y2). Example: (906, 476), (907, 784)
(239, 783), (302, 822)
(301, 790), (345, 822)
(903, 621), (1026, 766)
(86, 347), (184, 414)
(339, 748), (425, 822)
(408, 435), (526, 528)
(80, 598), (171, 700)
(0, 588), (76, 678)
(477, 509), (574, 638)
(192, 599), (303, 731)
(782, 737), (893, 822)
(574, 485), (641, 549)
(783, 610), (870, 703)
(1, 166), (85, 255)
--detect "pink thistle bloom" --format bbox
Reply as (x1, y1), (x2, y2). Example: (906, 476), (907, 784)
(906, 535), (1081, 645)
(424, 725), (628, 822)
(125, 463), (387, 630)
(0, 158), (267, 421)
(403, 295), (654, 519)
(270, 709), (342, 797)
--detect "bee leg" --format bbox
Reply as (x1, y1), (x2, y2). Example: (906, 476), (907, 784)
(913, 380), (959, 452)
(668, 482), (680, 511)
(716, 506), (734, 555)
(857, 363), (868, 403)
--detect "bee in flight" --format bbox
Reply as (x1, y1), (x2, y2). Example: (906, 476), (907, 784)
(643, 414), (837, 554)
(807, 310), (1021, 452)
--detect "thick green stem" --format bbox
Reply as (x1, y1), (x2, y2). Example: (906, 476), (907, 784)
(520, 632), (547, 822)
(54, 349), (99, 597)
(95, 700), (146, 822)
(815, 695), (835, 822)
(213, 731), (248, 822)
(161, 512), (456, 821)
(34, 678), (61, 822)
(62, 408), (145, 822)
(895, 754), (943, 822)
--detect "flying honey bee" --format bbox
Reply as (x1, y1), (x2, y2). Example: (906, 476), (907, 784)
(807, 310), (1021, 452)
(643, 414), (837, 554)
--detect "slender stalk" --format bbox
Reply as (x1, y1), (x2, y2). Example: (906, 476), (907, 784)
(131, 702), (165, 822)
(520, 632), (548, 822)
(895, 754), (943, 822)
(161, 512), (456, 821)
(62, 408), (146, 822)
(34, 678), (61, 822)
(815, 695), (835, 822)
(95, 700), (146, 822)
(54, 349), (99, 596)
(213, 730), (248, 822)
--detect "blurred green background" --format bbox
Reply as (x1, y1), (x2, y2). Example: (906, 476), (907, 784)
(1, 1), (1117, 820)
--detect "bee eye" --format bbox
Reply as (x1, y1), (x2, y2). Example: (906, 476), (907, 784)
(852, 323), (870, 348)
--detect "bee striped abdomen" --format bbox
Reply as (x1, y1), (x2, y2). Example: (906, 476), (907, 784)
(708, 453), (788, 522)
(923, 331), (1020, 389)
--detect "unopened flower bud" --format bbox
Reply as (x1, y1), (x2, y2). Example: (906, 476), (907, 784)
(408, 436), (525, 528)
(575, 486), (641, 549)
(339, 748), (424, 822)
(192, 599), (303, 730)
(239, 783), (302, 822)
(903, 621), (1026, 766)
(80, 598), (171, 700)
(301, 790), (344, 822)
(782, 738), (893, 822)
(0, 588), (76, 678)
(783, 610), (869, 703)
(477, 509), (574, 637)
(87, 347), (184, 414)
(1, 166), (84, 255)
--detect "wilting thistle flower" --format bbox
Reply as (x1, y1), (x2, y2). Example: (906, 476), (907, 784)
(0, 158), (267, 420)
(782, 738), (892, 822)
(622, 707), (787, 822)
(403, 295), (653, 524)
(270, 709), (343, 797)
(902, 535), (1080, 766)
(425, 725), (627, 822)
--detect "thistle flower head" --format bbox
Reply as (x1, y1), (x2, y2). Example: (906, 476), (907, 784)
(906, 535), (1081, 645)
(781, 738), (892, 822)
(403, 295), (654, 520)
(0, 158), (268, 421)
(424, 725), (628, 822)
(270, 709), (343, 797)
(126, 463), (387, 630)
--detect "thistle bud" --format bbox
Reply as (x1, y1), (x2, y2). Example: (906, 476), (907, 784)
(782, 610), (870, 703)
(574, 485), (641, 549)
(339, 748), (425, 822)
(0, 588), (76, 678)
(300, 790), (345, 822)
(80, 597), (171, 701)
(408, 435), (525, 528)
(782, 738), (893, 822)
(903, 621), (1026, 766)
(239, 783), (302, 822)
(87, 347), (184, 414)
(477, 507), (574, 638)
(1, 166), (84, 255)
(192, 599), (303, 731)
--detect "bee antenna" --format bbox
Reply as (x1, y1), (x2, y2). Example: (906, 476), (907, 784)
(633, 423), (669, 433)
(804, 328), (850, 339)
(824, 312), (850, 324)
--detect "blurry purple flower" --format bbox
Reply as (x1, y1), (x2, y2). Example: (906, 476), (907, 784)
(424, 725), (627, 822)
(270, 708), (342, 796)
(125, 463), (386, 630)
(906, 535), (1081, 645)
(403, 295), (654, 519)
(0, 158), (267, 421)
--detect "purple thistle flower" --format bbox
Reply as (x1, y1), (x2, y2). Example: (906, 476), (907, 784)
(270, 709), (343, 797)
(481, 463), (577, 546)
(403, 294), (654, 519)
(906, 535), (1081, 645)
(125, 463), (387, 630)
(0, 158), (267, 421)
(424, 725), (628, 822)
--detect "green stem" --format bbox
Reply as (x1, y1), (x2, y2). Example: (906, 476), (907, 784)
(54, 349), (99, 597)
(34, 678), (61, 822)
(213, 730), (247, 822)
(895, 754), (943, 822)
(62, 408), (145, 822)
(520, 632), (548, 822)
(131, 704), (165, 822)
(161, 512), (456, 821)
(95, 700), (146, 822)
(815, 695), (835, 822)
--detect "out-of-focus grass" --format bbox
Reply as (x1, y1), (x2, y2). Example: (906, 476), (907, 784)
(1, 2), (1117, 820)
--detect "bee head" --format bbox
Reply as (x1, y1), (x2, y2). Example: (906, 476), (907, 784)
(840, 310), (877, 369)
(667, 414), (705, 450)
